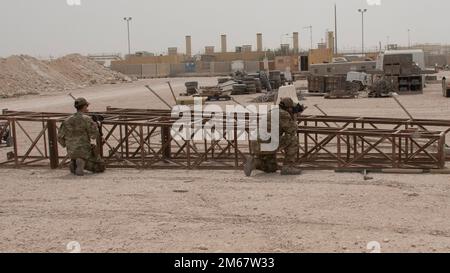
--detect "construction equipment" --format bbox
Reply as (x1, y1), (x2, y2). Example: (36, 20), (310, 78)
(228, 71), (268, 95)
(391, 93), (414, 120)
(346, 72), (369, 91)
(368, 77), (395, 98)
(195, 86), (231, 101)
(309, 61), (377, 76)
(308, 74), (360, 99)
(145, 85), (173, 109)
(185, 81), (199, 95)
(166, 81), (177, 103)
(377, 51), (424, 92)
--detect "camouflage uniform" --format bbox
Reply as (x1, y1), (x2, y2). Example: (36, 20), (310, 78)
(252, 108), (299, 173)
(58, 112), (105, 173)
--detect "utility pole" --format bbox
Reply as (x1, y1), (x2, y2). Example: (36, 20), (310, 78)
(358, 9), (367, 55)
(304, 25), (313, 50)
(408, 29), (411, 48)
(334, 4), (338, 55)
(123, 17), (132, 56)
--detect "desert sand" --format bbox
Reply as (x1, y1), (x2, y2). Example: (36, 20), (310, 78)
(0, 73), (449, 253)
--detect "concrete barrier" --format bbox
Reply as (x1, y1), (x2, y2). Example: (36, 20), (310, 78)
(170, 64), (186, 77)
(157, 64), (171, 78)
(142, 64), (157, 78)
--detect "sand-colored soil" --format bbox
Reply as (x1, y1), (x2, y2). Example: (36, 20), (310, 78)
(0, 73), (449, 253)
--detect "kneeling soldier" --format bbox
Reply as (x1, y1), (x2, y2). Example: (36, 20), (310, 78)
(58, 98), (105, 176)
(244, 97), (304, 176)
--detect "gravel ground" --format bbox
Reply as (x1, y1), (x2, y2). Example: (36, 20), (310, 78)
(0, 74), (449, 253)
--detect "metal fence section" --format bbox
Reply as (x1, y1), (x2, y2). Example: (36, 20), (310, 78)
(1, 108), (449, 170)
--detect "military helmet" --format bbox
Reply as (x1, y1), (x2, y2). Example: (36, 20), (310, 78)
(279, 97), (294, 109)
(74, 97), (89, 108)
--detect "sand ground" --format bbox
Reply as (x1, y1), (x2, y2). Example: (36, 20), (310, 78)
(0, 73), (449, 253)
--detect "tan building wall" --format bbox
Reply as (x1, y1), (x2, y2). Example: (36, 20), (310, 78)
(244, 61), (260, 73)
(113, 54), (186, 65)
(275, 56), (300, 72)
(157, 64), (171, 77)
(170, 63), (186, 76)
(111, 63), (143, 77)
(365, 52), (379, 60)
(210, 52), (266, 62)
(212, 62), (231, 73)
(309, 48), (333, 65)
(142, 64), (157, 77)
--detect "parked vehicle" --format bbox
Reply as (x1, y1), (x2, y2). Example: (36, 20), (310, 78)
(346, 72), (369, 91)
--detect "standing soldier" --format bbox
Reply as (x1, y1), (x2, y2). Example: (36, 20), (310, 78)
(58, 98), (105, 176)
(244, 97), (303, 176)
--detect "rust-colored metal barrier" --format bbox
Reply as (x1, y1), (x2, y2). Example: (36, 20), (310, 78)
(0, 121), (11, 148)
(0, 108), (448, 170)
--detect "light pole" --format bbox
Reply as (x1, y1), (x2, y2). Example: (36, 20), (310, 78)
(123, 17), (132, 56)
(358, 9), (367, 55)
(408, 29), (411, 48)
(334, 4), (338, 54)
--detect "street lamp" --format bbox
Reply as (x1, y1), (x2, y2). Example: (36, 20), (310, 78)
(357, 9), (367, 55)
(123, 17), (132, 56)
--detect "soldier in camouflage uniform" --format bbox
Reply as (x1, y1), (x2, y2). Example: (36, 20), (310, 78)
(58, 98), (105, 176)
(244, 97), (303, 176)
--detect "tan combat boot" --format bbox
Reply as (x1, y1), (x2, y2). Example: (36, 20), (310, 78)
(280, 166), (302, 176)
(244, 155), (256, 177)
(75, 158), (86, 176)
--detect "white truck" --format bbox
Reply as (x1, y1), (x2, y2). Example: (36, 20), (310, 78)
(346, 71), (369, 91)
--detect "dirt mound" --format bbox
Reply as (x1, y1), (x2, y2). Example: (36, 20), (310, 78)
(0, 54), (130, 98)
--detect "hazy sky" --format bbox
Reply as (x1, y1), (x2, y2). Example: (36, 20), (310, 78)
(1, 0), (449, 58)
